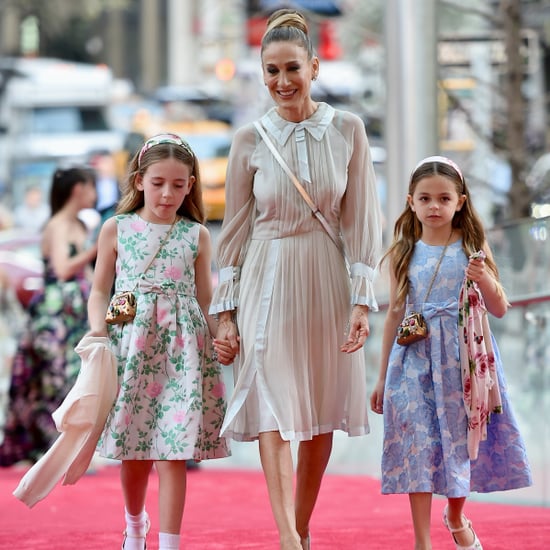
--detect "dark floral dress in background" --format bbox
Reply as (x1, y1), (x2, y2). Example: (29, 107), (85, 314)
(0, 244), (91, 466)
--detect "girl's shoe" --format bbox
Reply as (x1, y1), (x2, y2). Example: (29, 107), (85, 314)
(122, 513), (151, 550)
(300, 534), (310, 550)
(443, 506), (483, 550)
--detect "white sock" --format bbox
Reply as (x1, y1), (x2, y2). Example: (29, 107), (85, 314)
(159, 531), (181, 549)
(123, 508), (149, 550)
(125, 508), (148, 536)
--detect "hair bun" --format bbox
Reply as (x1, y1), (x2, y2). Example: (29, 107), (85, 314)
(266, 9), (308, 36)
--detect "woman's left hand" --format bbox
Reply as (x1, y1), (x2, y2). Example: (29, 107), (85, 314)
(340, 305), (370, 353)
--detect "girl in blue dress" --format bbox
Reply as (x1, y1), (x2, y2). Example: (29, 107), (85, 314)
(370, 157), (531, 550)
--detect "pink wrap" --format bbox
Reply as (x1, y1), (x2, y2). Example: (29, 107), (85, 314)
(458, 272), (503, 460)
(13, 336), (117, 508)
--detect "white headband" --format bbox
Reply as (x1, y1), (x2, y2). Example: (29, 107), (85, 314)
(414, 155), (464, 182)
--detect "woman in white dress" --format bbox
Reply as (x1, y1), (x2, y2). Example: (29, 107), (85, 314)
(211, 9), (383, 550)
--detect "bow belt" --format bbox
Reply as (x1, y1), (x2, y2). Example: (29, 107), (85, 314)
(408, 300), (458, 321)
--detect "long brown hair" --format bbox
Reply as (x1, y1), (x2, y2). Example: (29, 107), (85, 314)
(117, 135), (205, 224)
(384, 159), (503, 307)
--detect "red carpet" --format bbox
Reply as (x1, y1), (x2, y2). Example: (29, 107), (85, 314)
(0, 465), (548, 549)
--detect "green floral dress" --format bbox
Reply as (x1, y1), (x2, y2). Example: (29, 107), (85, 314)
(97, 214), (230, 461)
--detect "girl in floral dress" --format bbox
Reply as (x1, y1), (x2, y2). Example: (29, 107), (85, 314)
(88, 134), (229, 550)
(370, 157), (531, 550)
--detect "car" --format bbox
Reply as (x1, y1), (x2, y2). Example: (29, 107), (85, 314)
(0, 229), (43, 308)
(183, 130), (231, 222)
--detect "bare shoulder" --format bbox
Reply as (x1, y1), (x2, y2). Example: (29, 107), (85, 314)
(99, 216), (117, 238)
(97, 216), (118, 252)
(198, 223), (212, 246)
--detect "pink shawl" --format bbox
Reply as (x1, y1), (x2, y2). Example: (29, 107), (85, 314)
(458, 270), (503, 460)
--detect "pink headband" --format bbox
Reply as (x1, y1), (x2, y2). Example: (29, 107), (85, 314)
(414, 155), (464, 182)
(138, 133), (194, 167)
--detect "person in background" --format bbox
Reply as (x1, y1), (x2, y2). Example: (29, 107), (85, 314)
(370, 156), (532, 550)
(0, 266), (27, 445)
(91, 151), (120, 223)
(13, 185), (50, 233)
(88, 134), (229, 550)
(0, 166), (98, 466)
(211, 9), (383, 550)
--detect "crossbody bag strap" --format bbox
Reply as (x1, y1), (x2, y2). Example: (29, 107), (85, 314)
(253, 120), (343, 253)
(422, 242), (449, 303)
(132, 218), (177, 289)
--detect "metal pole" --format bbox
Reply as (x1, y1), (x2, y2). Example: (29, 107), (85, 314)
(140, 0), (160, 93)
(168, 0), (196, 86)
(384, 0), (438, 234)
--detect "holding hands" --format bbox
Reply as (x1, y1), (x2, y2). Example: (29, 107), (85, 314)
(214, 316), (240, 365)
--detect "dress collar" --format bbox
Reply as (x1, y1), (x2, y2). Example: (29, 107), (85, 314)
(259, 102), (335, 146)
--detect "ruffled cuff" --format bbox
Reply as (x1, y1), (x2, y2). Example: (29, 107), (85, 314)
(349, 262), (378, 311)
(209, 266), (241, 315)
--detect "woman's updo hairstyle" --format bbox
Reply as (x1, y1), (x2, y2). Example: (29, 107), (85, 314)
(261, 9), (314, 59)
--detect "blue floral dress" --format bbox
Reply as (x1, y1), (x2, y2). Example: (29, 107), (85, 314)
(97, 214), (230, 461)
(381, 239), (531, 497)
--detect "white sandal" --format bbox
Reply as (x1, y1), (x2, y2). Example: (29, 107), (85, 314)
(122, 513), (151, 550)
(443, 506), (483, 550)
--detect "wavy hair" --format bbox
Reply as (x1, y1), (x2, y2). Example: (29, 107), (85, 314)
(384, 159), (503, 307)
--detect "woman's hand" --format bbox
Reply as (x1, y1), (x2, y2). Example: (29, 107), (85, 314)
(214, 316), (240, 365)
(340, 305), (370, 353)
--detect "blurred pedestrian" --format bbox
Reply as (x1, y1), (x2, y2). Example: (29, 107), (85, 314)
(91, 151), (120, 222)
(88, 134), (229, 550)
(370, 156), (532, 550)
(211, 9), (383, 550)
(0, 266), (27, 445)
(13, 185), (50, 233)
(0, 166), (98, 466)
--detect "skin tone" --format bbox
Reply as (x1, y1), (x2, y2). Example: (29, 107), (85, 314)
(87, 155), (214, 536)
(370, 173), (506, 549)
(41, 178), (98, 281)
(213, 39), (371, 550)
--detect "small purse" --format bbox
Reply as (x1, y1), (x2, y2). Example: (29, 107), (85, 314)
(105, 291), (137, 325)
(105, 220), (176, 325)
(396, 238), (450, 346)
(396, 311), (428, 345)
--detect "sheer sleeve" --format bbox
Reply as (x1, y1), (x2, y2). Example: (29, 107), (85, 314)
(339, 112), (383, 310)
(209, 125), (257, 314)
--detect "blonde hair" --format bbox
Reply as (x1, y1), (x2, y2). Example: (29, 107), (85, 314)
(261, 9), (314, 59)
(384, 159), (505, 307)
(117, 137), (205, 224)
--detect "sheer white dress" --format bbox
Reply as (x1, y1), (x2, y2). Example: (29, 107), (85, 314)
(210, 102), (383, 442)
